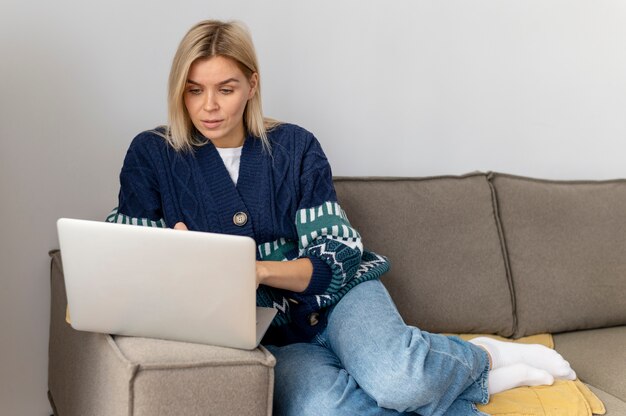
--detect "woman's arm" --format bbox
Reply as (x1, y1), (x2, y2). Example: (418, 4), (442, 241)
(176, 221), (313, 292)
(289, 133), (365, 298)
(107, 133), (168, 226)
(256, 258), (313, 292)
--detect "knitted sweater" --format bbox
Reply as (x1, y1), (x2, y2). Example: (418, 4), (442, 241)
(106, 123), (389, 345)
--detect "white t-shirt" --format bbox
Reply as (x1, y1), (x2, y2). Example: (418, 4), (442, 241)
(215, 146), (243, 185)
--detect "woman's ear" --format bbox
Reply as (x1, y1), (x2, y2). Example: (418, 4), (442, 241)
(248, 73), (259, 99)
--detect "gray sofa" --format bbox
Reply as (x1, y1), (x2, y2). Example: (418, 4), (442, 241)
(48, 172), (626, 415)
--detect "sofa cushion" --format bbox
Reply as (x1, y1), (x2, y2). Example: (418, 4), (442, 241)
(586, 384), (626, 416)
(334, 174), (514, 336)
(554, 326), (626, 403)
(491, 174), (626, 337)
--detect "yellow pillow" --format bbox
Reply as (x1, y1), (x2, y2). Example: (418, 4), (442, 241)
(449, 334), (605, 416)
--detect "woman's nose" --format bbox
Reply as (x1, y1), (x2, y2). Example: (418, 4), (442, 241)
(203, 92), (219, 111)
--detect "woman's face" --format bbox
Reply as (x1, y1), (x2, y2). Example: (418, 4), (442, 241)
(184, 56), (257, 148)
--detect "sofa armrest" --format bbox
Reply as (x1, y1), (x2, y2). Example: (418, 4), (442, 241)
(48, 250), (275, 416)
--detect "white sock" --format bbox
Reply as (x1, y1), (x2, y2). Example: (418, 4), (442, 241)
(470, 336), (576, 379)
(488, 363), (555, 395)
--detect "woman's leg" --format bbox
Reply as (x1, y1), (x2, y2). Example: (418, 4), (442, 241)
(265, 342), (413, 416)
(266, 279), (573, 416)
(320, 279), (490, 415)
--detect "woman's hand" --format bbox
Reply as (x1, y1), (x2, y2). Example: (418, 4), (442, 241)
(174, 222), (312, 292)
(255, 258), (313, 292)
(256, 261), (268, 289)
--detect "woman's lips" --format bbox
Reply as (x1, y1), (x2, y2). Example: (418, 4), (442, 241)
(202, 119), (223, 129)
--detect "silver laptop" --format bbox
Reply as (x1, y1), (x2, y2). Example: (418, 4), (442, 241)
(56, 218), (276, 350)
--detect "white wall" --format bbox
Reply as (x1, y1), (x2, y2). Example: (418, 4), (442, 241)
(1, 0), (625, 414)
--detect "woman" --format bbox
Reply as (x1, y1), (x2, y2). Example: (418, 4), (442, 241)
(107, 20), (576, 416)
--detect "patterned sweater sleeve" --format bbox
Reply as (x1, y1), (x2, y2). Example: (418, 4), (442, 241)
(105, 133), (166, 227)
(295, 134), (364, 297)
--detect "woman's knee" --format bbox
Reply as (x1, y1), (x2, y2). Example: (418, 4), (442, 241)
(365, 374), (437, 413)
(341, 333), (440, 411)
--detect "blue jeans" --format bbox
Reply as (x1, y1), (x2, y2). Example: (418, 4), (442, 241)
(265, 279), (490, 416)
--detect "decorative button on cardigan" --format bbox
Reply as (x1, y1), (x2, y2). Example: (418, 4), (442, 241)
(107, 123), (389, 345)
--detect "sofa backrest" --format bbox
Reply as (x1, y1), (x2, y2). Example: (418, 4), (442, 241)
(334, 173), (515, 337)
(335, 172), (626, 339)
(491, 173), (626, 338)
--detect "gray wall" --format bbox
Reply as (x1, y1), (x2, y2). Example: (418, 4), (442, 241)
(1, 0), (625, 414)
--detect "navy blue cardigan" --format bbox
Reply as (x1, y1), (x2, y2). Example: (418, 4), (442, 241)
(107, 123), (389, 345)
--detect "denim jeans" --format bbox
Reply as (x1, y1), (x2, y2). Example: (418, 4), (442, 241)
(265, 279), (490, 416)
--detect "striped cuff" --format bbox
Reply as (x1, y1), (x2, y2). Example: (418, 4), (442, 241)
(301, 255), (334, 296)
(105, 207), (166, 227)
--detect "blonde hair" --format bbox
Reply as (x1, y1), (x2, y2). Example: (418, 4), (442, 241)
(163, 20), (279, 152)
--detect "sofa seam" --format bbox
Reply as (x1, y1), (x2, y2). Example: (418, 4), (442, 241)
(486, 172), (518, 338)
(259, 344), (276, 415)
(48, 259), (59, 416)
(266, 361), (274, 416)
(134, 360), (276, 371)
(333, 172), (487, 183)
(104, 335), (140, 367)
(47, 390), (59, 416)
(258, 344), (277, 366)
(490, 172), (626, 185)
(128, 363), (140, 416)
(116, 343), (277, 371)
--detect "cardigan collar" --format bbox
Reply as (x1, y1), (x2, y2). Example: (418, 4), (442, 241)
(194, 132), (264, 240)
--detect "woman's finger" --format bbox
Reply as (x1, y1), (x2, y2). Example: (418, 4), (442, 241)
(174, 222), (188, 230)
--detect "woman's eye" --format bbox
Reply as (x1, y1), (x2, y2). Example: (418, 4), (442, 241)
(220, 88), (233, 95)
(187, 89), (202, 95)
